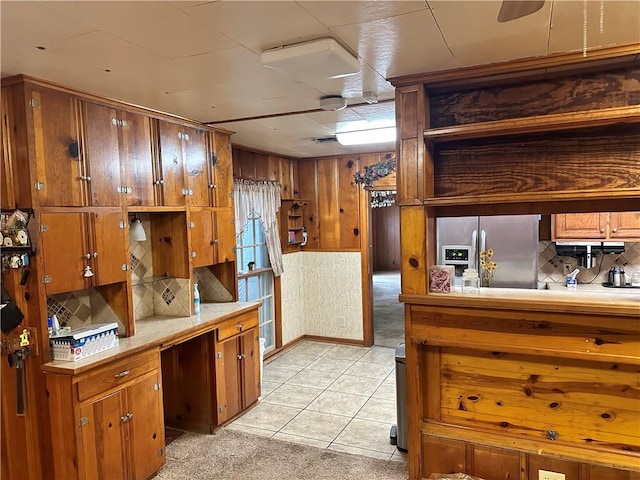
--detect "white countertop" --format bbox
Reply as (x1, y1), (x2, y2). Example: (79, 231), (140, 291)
(545, 282), (640, 295)
(43, 301), (260, 375)
(401, 284), (640, 317)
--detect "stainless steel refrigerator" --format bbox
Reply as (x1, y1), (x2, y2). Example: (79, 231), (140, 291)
(436, 215), (539, 289)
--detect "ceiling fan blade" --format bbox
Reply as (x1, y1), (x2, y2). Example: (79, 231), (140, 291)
(497, 0), (545, 22)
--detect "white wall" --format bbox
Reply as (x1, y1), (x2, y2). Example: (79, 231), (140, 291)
(280, 252), (305, 344)
(280, 251), (364, 344)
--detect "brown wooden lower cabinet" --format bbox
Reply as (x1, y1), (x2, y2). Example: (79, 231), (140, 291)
(421, 435), (639, 480)
(46, 349), (165, 480)
(214, 327), (260, 424)
(161, 308), (260, 432)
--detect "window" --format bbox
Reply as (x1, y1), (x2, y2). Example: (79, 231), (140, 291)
(236, 213), (275, 353)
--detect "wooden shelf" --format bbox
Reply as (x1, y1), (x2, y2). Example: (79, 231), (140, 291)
(423, 106), (640, 143)
(280, 199), (309, 252)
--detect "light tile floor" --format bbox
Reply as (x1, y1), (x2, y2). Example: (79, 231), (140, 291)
(226, 340), (407, 463)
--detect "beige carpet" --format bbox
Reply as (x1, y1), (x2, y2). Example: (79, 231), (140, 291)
(155, 428), (409, 480)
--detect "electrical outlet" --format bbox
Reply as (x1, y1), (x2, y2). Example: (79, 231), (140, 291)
(563, 263), (572, 275)
(539, 470), (565, 480)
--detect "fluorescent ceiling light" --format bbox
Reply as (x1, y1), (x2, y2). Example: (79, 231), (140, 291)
(336, 127), (396, 146)
(261, 38), (359, 83)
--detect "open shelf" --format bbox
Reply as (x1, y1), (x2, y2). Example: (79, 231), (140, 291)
(423, 105), (640, 143)
(280, 199), (309, 252)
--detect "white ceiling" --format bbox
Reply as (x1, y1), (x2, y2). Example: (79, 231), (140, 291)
(2, 1), (639, 158)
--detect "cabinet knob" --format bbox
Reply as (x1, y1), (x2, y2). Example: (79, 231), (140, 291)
(600, 228), (605, 233)
(236, 323), (244, 331)
(92, 252), (98, 259)
(83, 253), (91, 260)
(120, 412), (133, 423)
(612, 227), (618, 233)
(208, 184), (216, 189)
(191, 252), (197, 258)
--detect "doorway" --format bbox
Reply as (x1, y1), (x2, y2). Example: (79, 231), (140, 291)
(370, 201), (403, 348)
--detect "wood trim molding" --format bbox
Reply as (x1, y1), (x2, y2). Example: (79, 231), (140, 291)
(3, 74), (234, 135)
(389, 43), (640, 89)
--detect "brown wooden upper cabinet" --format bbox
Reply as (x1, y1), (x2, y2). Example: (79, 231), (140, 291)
(186, 130), (233, 208)
(28, 88), (155, 208)
(29, 87), (84, 207)
(39, 210), (129, 295)
(156, 120), (191, 207)
(552, 211), (640, 241)
(189, 208), (236, 268)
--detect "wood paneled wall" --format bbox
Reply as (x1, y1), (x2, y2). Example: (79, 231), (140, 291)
(298, 153), (395, 251)
(372, 204), (400, 271)
(231, 146), (298, 199)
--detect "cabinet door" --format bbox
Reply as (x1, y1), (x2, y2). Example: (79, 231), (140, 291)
(157, 121), (186, 206)
(190, 209), (215, 268)
(184, 126), (211, 207)
(121, 110), (155, 207)
(212, 132), (233, 208)
(78, 389), (129, 480)
(30, 88), (84, 207)
(214, 336), (242, 424)
(609, 211), (640, 239)
(90, 210), (128, 286)
(40, 212), (87, 295)
(215, 209), (237, 264)
(240, 329), (260, 408)
(128, 370), (165, 480)
(82, 102), (123, 207)
(552, 213), (607, 240)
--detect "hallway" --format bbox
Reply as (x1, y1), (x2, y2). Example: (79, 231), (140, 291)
(372, 271), (404, 348)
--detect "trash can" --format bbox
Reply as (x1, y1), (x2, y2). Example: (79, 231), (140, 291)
(259, 338), (266, 400)
(390, 342), (408, 452)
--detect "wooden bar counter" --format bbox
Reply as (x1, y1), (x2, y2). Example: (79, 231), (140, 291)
(400, 288), (639, 479)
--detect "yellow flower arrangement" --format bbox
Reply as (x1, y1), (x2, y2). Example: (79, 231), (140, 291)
(479, 249), (498, 286)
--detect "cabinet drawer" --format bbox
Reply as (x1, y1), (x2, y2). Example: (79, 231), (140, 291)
(217, 310), (258, 342)
(76, 349), (159, 402)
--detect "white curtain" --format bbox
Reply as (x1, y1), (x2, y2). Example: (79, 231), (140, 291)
(234, 179), (284, 277)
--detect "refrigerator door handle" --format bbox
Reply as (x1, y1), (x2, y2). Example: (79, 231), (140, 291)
(480, 229), (487, 287)
(471, 230), (478, 270)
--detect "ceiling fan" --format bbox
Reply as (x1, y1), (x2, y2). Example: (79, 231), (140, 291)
(498, 0), (546, 22)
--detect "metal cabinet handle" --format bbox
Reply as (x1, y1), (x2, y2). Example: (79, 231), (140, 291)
(120, 412), (134, 423)
(92, 252), (98, 259)
(83, 253), (91, 260)
(191, 252), (197, 258)
(236, 323), (243, 331)
(600, 228), (605, 233)
(114, 370), (129, 379)
(208, 184), (216, 189)
(612, 227), (618, 233)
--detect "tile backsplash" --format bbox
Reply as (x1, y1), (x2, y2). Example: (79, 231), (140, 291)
(538, 241), (640, 285)
(47, 289), (125, 334)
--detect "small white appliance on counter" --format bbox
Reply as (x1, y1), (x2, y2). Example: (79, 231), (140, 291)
(437, 215), (539, 289)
